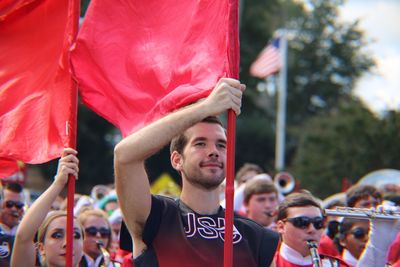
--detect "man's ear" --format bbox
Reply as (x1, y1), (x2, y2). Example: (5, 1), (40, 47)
(170, 151), (183, 171)
(276, 220), (285, 235)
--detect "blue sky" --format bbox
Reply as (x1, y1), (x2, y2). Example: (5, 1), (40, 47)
(339, 0), (400, 113)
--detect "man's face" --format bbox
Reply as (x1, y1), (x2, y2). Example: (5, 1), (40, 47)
(353, 196), (380, 208)
(245, 192), (278, 227)
(174, 122), (227, 190)
(340, 221), (369, 259)
(277, 206), (325, 257)
(1, 189), (25, 228)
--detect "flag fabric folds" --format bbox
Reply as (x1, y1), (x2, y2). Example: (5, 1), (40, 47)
(71, 0), (239, 137)
(0, 0), (79, 178)
(249, 38), (281, 79)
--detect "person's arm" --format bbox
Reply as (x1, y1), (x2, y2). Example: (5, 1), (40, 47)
(114, 78), (245, 254)
(11, 148), (79, 267)
(356, 217), (400, 267)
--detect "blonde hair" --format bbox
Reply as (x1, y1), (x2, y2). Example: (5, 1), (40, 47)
(78, 208), (112, 249)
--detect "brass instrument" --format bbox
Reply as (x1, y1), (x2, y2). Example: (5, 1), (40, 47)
(306, 240), (322, 267)
(96, 241), (111, 267)
(325, 207), (400, 220)
(274, 172), (295, 195)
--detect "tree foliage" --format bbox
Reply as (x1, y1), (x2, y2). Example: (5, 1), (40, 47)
(292, 98), (400, 198)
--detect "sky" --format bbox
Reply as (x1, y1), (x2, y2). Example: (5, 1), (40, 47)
(338, 0), (400, 113)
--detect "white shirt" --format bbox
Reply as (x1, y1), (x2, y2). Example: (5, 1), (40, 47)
(342, 249), (358, 267)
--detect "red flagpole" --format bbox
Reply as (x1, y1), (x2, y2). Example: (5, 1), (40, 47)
(66, 0), (80, 266)
(224, 110), (236, 267)
(224, 0), (239, 265)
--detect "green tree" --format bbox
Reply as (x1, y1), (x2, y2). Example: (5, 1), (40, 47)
(292, 98), (400, 199)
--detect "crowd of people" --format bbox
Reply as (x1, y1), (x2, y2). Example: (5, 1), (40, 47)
(1, 77), (400, 267)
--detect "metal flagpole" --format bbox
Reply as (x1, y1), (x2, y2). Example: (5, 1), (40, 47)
(275, 32), (288, 171)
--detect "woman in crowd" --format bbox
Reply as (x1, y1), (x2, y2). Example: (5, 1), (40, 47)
(11, 148), (84, 267)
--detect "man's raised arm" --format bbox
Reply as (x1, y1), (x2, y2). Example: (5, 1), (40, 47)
(114, 78), (245, 254)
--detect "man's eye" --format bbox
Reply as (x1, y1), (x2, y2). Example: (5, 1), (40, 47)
(195, 142), (205, 146)
(217, 143), (226, 149)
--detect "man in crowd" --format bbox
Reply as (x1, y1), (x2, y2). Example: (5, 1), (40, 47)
(115, 78), (279, 267)
(346, 184), (382, 209)
(243, 178), (279, 230)
(0, 182), (25, 266)
(235, 162), (263, 187)
(275, 191), (349, 266)
(0, 183), (24, 235)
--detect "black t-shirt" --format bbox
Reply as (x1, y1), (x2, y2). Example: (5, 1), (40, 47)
(120, 195), (279, 267)
(0, 232), (14, 267)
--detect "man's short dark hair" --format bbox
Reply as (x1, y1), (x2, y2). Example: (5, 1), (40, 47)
(170, 116), (224, 154)
(235, 163), (263, 182)
(277, 191), (322, 221)
(243, 179), (278, 205)
(1, 182), (24, 202)
(346, 184), (382, 207)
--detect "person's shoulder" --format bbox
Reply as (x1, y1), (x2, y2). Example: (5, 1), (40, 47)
(234, 213), (279, 238)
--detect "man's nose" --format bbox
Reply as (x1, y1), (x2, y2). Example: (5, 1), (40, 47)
(208, 145), (219, 157)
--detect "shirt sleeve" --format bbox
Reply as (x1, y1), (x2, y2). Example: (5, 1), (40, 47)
(119, 195), (163, 251)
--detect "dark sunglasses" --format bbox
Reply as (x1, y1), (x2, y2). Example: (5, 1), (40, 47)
(5, 200), (24, 210)
(284, 216), (325, 230)
(350, 227), (368, 240)
(85, 226), (111, 238)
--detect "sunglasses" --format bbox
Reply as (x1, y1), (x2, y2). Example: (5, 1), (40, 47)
(85, 226), (111, 238)
(5, 200), (24, 210)
(284, 216), (325, 230)
(350, 227), (368, 240)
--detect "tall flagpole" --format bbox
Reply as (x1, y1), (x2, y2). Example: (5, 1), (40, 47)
(275, 32), (288, 171)
(224, 0), (240, 266)
(66, 0), (80, 266)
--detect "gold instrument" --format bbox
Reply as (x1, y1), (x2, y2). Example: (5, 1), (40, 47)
(96, 241), (111, 267)
(306, 240), (322, 267)
(325, 207), (400, 220)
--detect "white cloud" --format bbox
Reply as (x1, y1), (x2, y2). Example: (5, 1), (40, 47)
(339, 0), (400, 112)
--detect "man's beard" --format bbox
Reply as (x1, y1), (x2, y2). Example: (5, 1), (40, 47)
(182, 166), (225, 190)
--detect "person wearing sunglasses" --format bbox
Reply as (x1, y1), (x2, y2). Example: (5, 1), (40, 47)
(337, 218), (369, 266)
(78, 208), (115, 267)
(275, 191), (349, 267)
(0, 182), (25, 236)
(339, 208), (400, 267)
(11, 148), (84, 267)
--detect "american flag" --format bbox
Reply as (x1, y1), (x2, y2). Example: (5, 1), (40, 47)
(249, 38), (281, 78)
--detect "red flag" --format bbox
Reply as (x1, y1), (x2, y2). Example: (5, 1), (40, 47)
(249, 38), (281, 79)
(71, 0), (239, 136)
(0, 0), (79, 177)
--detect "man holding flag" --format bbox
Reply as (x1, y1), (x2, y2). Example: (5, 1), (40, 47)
(115, 78), (279, 267)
